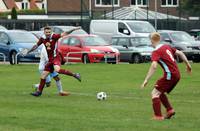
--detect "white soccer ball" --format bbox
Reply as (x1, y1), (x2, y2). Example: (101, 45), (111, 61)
(97, 92), (107, 100)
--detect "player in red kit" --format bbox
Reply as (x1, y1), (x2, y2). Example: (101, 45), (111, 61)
(141, 32), (192, 120)
(26, 26), (81, 97)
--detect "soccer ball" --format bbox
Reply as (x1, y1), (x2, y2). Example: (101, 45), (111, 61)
(97, 92), (107, 100)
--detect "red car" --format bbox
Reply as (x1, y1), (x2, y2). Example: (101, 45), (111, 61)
(58, 34), (120, 64)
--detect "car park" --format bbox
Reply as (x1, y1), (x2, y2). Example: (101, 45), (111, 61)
(0, 30), (41, 64)
(111, 36), (154, 63)
(58, 34), (120, 64)
(159, 30), (200, 62)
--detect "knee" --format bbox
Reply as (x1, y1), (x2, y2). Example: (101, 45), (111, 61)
(53, 75), (60, 81)
(151, 88), (161, 99)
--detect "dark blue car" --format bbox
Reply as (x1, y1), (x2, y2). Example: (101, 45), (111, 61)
(0, 30), (41, 64)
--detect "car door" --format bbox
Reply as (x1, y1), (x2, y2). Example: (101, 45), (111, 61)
(68, 37), (82, 62)
(59, 37), (71, 61)
(116, 37), (132, 62)
(0, 32), (10, 60)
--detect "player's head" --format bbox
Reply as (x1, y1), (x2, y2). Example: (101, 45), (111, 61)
(44, 26), (52, 38)
(150, 32), (161, 48)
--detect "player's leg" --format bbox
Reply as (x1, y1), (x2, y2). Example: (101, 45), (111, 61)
(151, 88), (164, 120)
(160, 93), (175, 119)
(51, 73), (70, 96)
(31, 71), (50, 96)
(54, 65), (81, 82)
(33, 69), (51, 89)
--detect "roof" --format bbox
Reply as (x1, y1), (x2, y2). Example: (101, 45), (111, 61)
(3, 0), (18, 9)
(105, 7), (186, 20)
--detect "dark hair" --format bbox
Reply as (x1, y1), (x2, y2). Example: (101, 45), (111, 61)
(44, 26), (52, 30)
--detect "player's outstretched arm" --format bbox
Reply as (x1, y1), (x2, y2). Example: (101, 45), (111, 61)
(27, 44), (38, 54)
(61, 27), (81, 37)
(141, 61), (158, 88)
(175, 50), (192, 74)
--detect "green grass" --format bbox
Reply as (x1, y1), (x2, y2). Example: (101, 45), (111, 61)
(0, 63), (199, 131)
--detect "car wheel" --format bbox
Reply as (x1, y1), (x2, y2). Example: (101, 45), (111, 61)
(82, 54), (90, 64)
(9, 51), (19, 65)
(130, 54), (141, 64)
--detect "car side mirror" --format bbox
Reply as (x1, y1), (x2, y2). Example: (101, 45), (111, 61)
(122, 45), (128, 48)
(123, 29), (130, 35)
(164, 38), (172, 43)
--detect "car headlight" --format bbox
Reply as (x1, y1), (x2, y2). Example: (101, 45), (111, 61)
(91, 49), (100, 53)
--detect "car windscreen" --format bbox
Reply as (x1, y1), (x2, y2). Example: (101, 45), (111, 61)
(127, 22), (155, 33)
(82, 36), (109, 46)
(131, 37), (151, 46)
(170, 32), (195, 42)
(9, 32), (38, 43)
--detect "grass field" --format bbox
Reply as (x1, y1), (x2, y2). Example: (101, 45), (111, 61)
(0, 63), (199, 131)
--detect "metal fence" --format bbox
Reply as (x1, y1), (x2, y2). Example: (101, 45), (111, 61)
(1, 11), (200, 33)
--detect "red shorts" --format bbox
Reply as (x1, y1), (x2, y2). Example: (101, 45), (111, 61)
(155, 73), (180, 93)
(44, 55), (61, 73)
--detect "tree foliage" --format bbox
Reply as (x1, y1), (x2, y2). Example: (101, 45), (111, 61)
(11, 7), (18, 20)
(181, 0), (200, 16)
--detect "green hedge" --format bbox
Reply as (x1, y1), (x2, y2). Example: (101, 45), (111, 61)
(0, 9), (45, 19)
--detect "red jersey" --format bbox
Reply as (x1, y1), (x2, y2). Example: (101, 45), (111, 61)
(151, 44), (180, 80)
(37, 34), (61, 62)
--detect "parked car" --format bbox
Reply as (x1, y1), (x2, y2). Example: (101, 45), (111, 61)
(90, 20), (156, 42)
(0, 30), (41, 64)
(158, 30), (200, 62)
(58, 34), (120, 64)
(111, 36), (154, 63)
(0, 25), (7, 30)
(41, 26), (88, 35)
(189, 29), (200, 40)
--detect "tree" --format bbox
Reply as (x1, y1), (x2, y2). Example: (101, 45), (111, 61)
(11, 7), (18, 20)
(181, 0), (200, 16)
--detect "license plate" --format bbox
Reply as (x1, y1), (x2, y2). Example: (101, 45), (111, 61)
(104, 54), (115, 58)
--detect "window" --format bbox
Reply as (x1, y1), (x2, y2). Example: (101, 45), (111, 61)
(42, 3), (45, 9)
(95, 0), (119, 7)
(161, 0), (178, 7)
(21, 2), (28, 9)
(118, 22), (130, 35)
(69, 38), (80, 46)
(0, 33), (9, 44)
(61, 38), (70, 45)
(131, 0), (148, 6)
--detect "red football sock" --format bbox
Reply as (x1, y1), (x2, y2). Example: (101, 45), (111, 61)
(152, 97), (162, 116)
(160, 93), (173, 111)
(58, 69), (74, 76)
(38, 79), (46, 92)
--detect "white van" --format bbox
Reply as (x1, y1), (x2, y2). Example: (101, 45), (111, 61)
(90, 20), (156, 42)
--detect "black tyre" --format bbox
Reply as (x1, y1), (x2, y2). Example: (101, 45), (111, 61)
(9, 51), (19, 65)
(82, 54), (90, 64)
(129, 54), (141, 64)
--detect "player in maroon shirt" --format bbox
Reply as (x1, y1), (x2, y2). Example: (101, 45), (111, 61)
(141, 32), (192, 120)
(27, 26), (81, 97)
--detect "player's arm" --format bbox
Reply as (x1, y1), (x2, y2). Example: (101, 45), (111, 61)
(27, 38), (43, 54)
(175, 50), (192, 74)
(61, 27), (81, 37)
(27, 44), (38, 54)
(141, 61), (158, 88)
